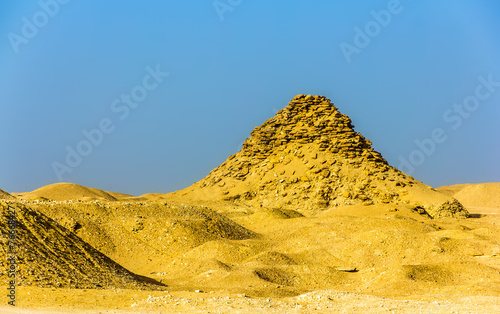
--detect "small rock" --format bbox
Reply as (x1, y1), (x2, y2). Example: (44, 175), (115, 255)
(336, 267), (357, 272)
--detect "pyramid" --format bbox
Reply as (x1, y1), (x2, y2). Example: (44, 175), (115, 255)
(170, 94), (467, 218)
(0, 202), (163, 289)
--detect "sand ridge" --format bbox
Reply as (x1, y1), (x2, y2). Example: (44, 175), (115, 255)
(23, 200), (256, 277)
(14, 182), (133, 202)
(441, 182), (500, 209)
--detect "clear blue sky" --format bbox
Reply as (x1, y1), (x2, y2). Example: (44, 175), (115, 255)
(1, 0), (499, 195)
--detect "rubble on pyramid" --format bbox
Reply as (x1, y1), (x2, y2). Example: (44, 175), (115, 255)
(239, 94), (385, 164)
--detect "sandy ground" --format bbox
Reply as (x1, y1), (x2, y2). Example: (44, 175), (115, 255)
(2, 204), (499, 313)
(2, 287), (500, 313)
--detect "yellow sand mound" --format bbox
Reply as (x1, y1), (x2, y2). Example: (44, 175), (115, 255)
(183, 240), (259, 265)
(436, 183), (471, 196)
(17, 182), (127, 201)
(140, 193), (168, 201)
(452, 182), (500, 209)
(29, 201), (256, 276)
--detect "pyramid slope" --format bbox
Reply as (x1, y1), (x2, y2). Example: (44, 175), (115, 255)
(18, 182), (119, 201)
(0, 202), (163, 289)
(169, 94), (467, 218)
(0, 188), (15, 200)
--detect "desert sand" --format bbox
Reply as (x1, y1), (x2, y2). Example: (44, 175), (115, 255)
(2, 95), (499, 313)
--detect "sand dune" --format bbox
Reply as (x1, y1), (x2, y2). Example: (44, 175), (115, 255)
(29, 201), (256, 276)
(16, 182), (132, 201)
(139, 193), (168, 201)
(435, 183), (471, 196)
(106, 190), (136, 200)
(450, 182), (500, 209)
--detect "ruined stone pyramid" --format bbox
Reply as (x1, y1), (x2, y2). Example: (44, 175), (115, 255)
(172, 94), (467, 218)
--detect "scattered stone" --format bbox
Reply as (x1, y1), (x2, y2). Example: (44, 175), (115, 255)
(336, 267), (358, 272)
